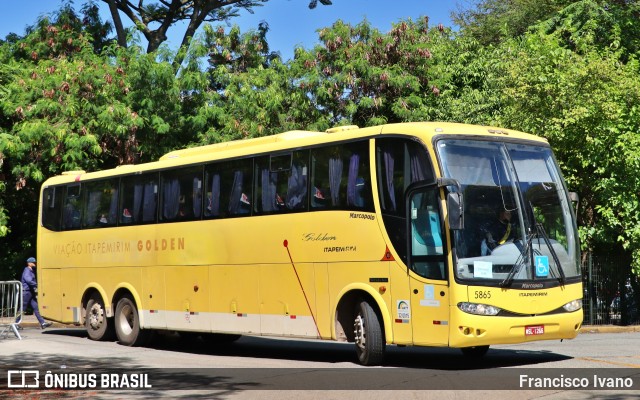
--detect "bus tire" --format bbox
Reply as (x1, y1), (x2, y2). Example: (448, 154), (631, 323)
(353, 299), (385, 366)
(460, 345), (489, 358)
(85, 292), (114, 341)
(114, 296), (149, 346)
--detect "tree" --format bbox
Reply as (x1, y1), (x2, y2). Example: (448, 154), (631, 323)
(101, 0), (332, 70)
(489, 2), (640, 270)
(0, 8), (198, 278)
(452, 0), (574, 45)
(180, 23), (324, 143)
(290, 18), (444, 127)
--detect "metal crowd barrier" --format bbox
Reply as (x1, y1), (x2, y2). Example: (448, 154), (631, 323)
(0, 281), (22, 340)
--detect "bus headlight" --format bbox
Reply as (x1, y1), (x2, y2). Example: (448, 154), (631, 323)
(458, 302), (500, 316)
(563, 299), (582, 312)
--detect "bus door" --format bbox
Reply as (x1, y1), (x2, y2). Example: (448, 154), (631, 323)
(406, 185), (450, 346)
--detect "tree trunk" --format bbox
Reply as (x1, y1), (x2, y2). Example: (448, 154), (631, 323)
(106, 0), (128, 48)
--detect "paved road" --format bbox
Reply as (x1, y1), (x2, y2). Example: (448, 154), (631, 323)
(1, 323), (640, 399)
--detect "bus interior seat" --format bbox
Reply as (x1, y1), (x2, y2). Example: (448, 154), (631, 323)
(411, 209), (443, 256)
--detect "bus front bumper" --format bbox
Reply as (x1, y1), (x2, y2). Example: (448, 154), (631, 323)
(448, 308), (583, 348)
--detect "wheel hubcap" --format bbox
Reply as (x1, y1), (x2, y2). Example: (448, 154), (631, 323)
(354, 314), (366, 350)
(118, 304), (134, 336)
(89, 303), (104, 330)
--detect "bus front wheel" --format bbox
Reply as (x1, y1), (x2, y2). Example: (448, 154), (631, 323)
(353, 300), (385, 366)
(114, 296), (149, 346)
(85, 293), (114, 341)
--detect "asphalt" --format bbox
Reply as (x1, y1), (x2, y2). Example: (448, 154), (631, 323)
(14, 314), (640, 333)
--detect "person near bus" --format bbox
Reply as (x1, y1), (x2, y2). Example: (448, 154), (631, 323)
(19, 257), (52, 329)
(480, 208), (516, 256)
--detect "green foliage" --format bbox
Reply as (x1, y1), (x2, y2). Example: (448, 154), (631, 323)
(484, 2), (640, 269)
(0, 8), (197, 276)
(453, 0), (575, 45)
(290, 18), (444, 127)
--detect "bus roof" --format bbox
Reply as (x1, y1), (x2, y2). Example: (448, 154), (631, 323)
(43, 122), (546, 185)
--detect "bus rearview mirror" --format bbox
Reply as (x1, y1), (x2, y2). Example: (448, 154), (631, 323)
(447, 192), (464, 230)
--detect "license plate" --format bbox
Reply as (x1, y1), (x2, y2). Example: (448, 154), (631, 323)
(525, 325), (544, 336)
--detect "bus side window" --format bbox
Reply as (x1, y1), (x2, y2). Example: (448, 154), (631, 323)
(204, 166), (221, 218)
(409, 188), (445, 280)
(376, 137), (435, 263)
(160, 166), (202, 222)
(346, 146), (372, 210)
(120, 173), (158, 224)
(42, 186), (63, 231)
(62, 184), (82, 230)
(83, 179), (118, 228)
(225, 159), (252, 216)
(285, 151), (309, 210)
(310, 141), (372, 211)
(255, 156), (278, 214)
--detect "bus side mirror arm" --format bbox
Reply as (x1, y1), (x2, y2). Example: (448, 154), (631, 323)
(437, 178), (464, 230)
(569, 191), (579, 215)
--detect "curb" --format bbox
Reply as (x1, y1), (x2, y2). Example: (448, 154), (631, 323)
(579, 325), (640, 334)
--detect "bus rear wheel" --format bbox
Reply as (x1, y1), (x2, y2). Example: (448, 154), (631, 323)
(353, 300), (385, 366)
(114, 296), (149, 346)
(85, 293), (114, 341)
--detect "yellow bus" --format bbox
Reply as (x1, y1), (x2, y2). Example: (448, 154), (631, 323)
(37, 122), (583, 365)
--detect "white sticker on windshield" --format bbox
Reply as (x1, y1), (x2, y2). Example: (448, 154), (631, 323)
(474, 261), (493, 278)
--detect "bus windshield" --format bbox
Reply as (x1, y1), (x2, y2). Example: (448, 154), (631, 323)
(437, 139), (580, 284)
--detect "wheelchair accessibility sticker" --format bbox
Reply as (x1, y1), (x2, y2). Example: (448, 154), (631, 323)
(535, 255), (549, 277)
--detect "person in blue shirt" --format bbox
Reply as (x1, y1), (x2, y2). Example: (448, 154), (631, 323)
(19, 257), (52, 329)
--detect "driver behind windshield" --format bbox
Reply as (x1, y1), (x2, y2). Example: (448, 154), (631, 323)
(481, 208), (517, 255)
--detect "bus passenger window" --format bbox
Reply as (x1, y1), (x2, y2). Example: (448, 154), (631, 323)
(160, 166), (203, 222)
(62, 184), (82, 230)
(204, 168), (221, 218)
(120, 173), (158, 224)
(42, 186), (64, 231)
(285, 151), (309, 210)
(376, 138), (433, 216)
(208, 159), (252, 217)
(255, 156), (278, 213)
(310, 141), (371, 211)
(255, 151), (308, 214)
(83, 179), (118, 229)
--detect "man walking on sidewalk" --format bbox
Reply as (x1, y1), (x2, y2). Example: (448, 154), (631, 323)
(19, 257), (52, 329)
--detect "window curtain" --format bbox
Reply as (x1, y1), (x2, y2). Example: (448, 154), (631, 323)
(261, 168), (277, 212)
(142, 182), (157, 222)
(163, 178), (180, 220)
(228, 170), (243, 214)
(86, 191), (102, 226)
(286, 164), (307, 209)
(383, 150), (396, 212)
(409, 145), (426, 183)
(108, 188), (118, 224)
(193, 177), (202, 217)
(346, 153), (360, 207)
(133, 183), (143, 223)
(329, 157), (343, 206)
(206, 173), (221, 216)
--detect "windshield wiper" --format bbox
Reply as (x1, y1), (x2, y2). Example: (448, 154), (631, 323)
(501, 231), (533, 287)
(535, 222), (566, 285)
